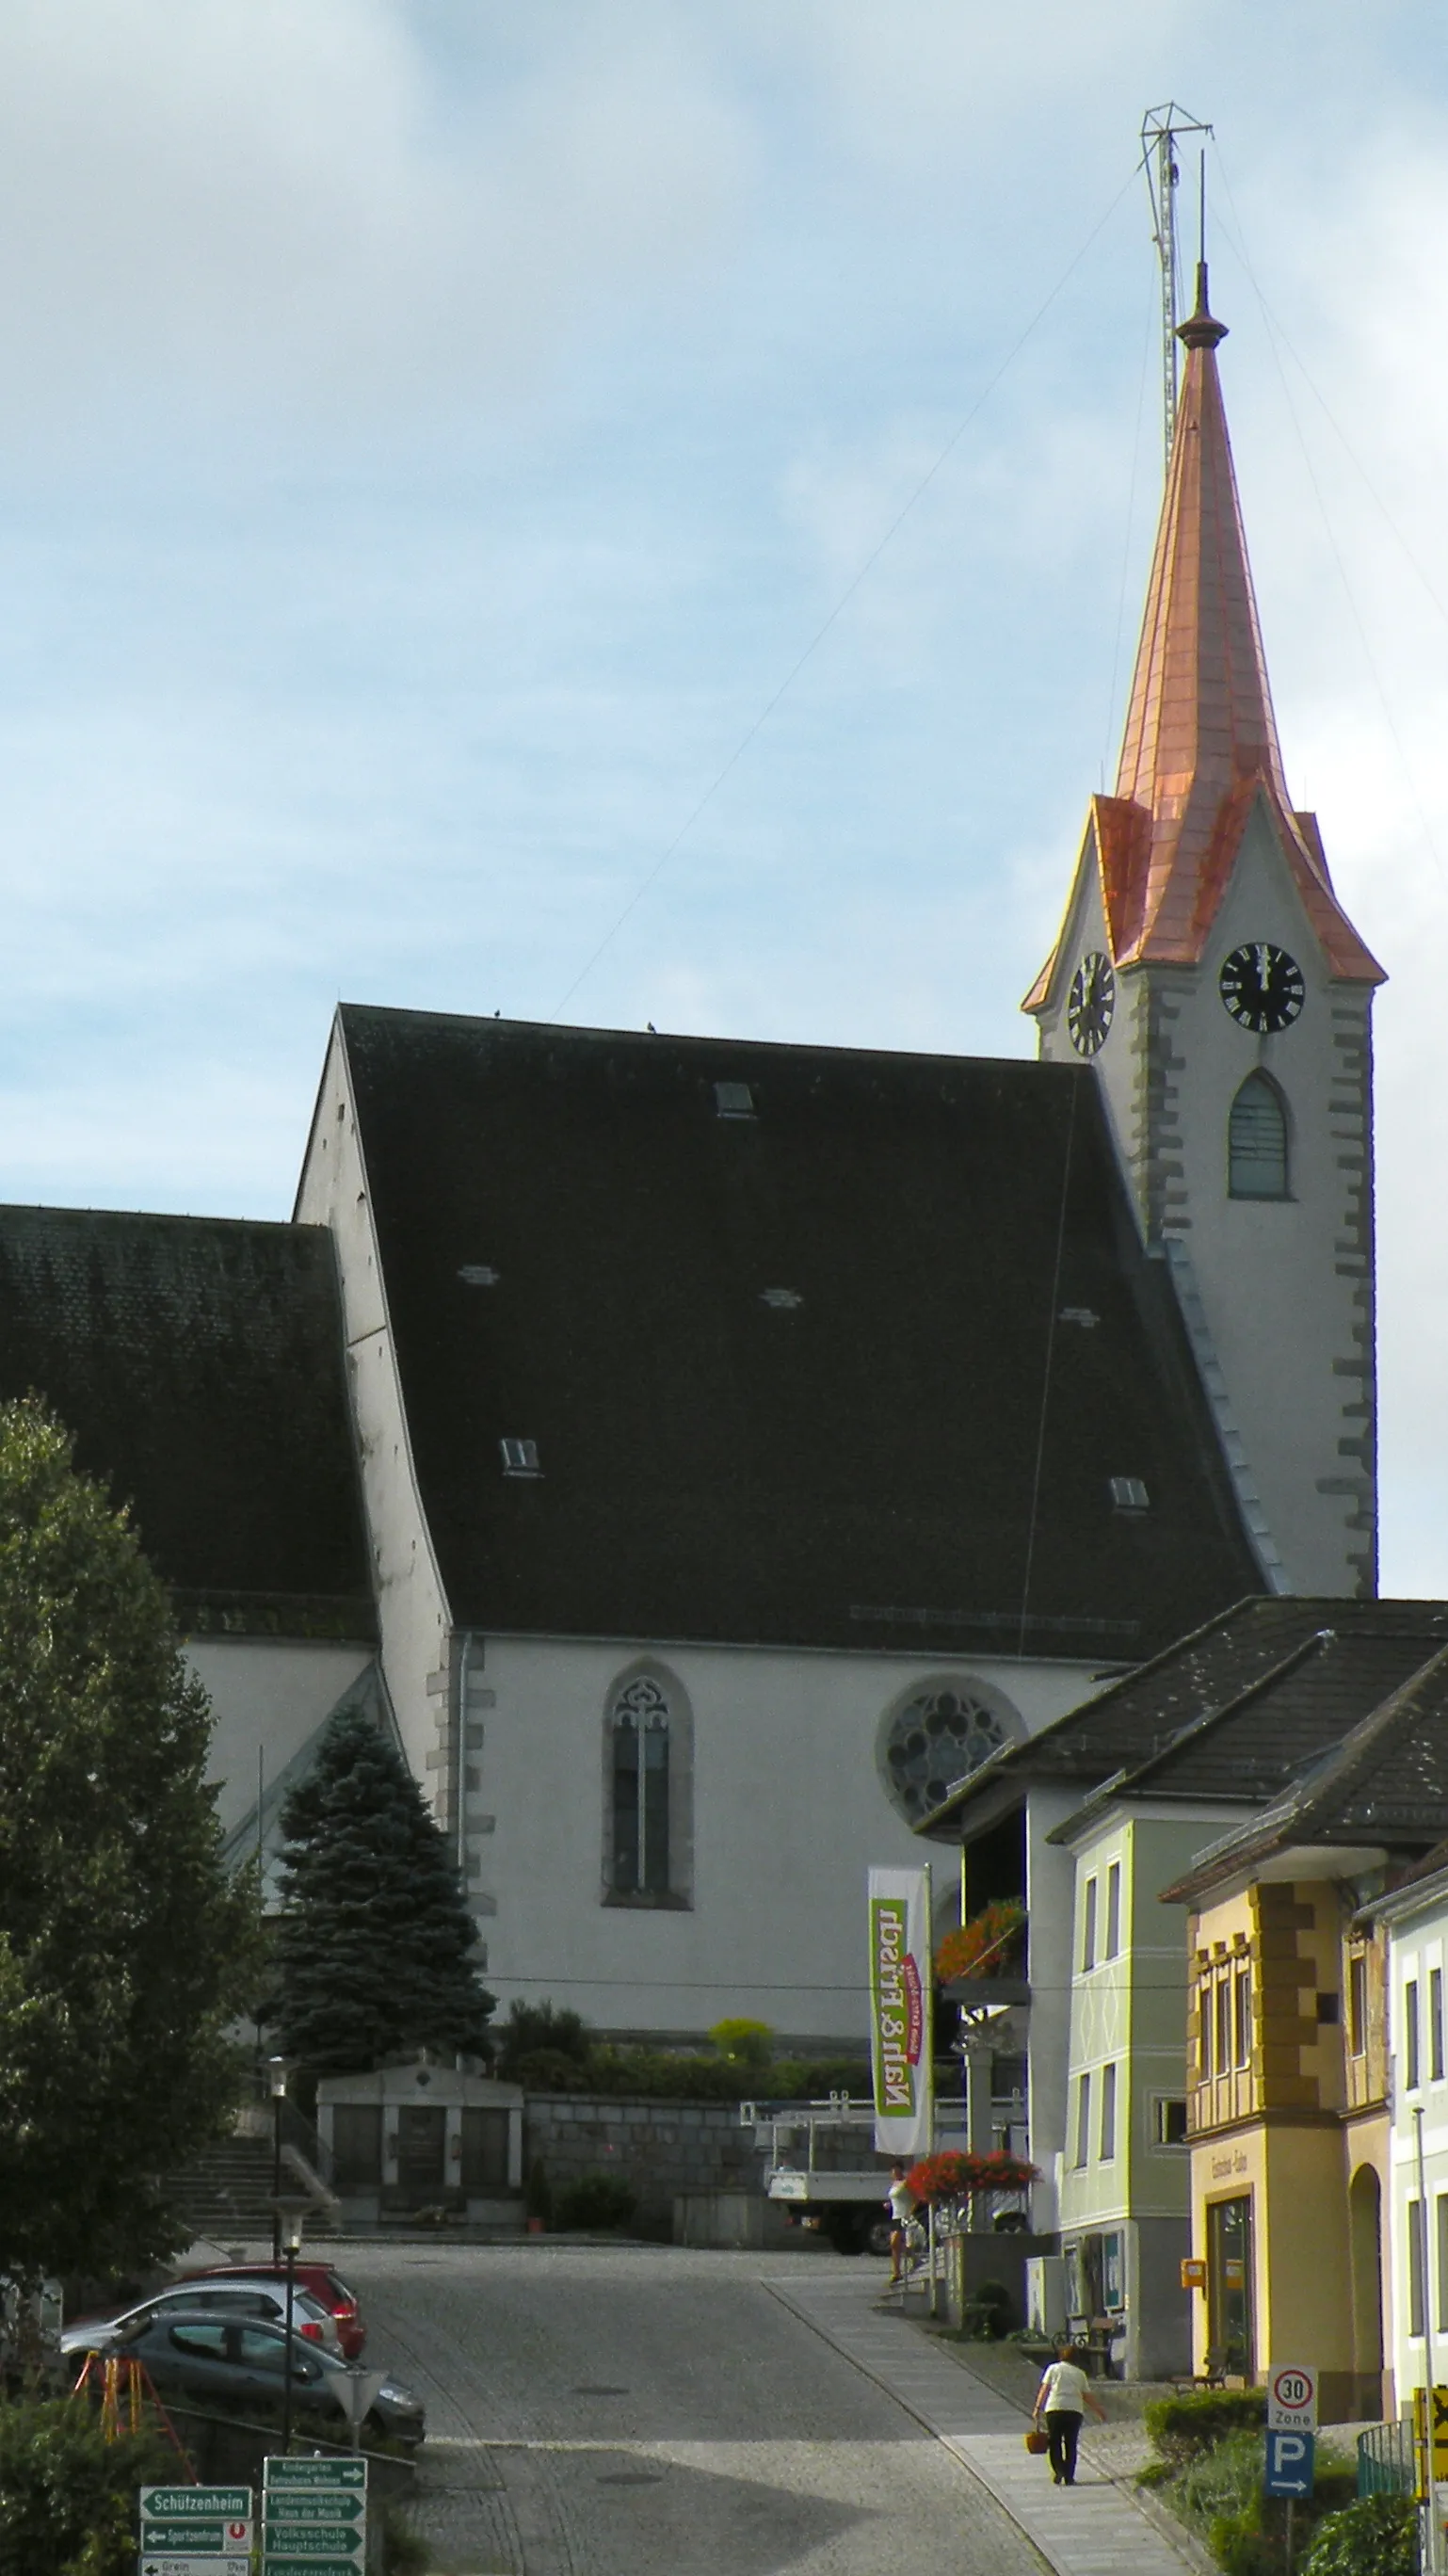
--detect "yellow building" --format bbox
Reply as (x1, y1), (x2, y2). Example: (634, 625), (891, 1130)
(1162, 1650), (1448, 2423)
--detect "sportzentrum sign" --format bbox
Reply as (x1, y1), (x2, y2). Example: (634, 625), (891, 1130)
(867, 1866), (933, 2156)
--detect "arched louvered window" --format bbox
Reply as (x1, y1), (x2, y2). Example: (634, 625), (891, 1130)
(609, 1674), (671, 1894)
(1228, 1071), (1289, 1200)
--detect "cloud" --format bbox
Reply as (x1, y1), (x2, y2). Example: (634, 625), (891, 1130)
(0, 0), (752, 455)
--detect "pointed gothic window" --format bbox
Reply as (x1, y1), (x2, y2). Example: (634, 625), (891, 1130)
(1228, 1071), (1289, 1200)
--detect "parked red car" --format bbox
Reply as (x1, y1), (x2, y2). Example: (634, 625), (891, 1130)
(178, 2262), (365, 2359)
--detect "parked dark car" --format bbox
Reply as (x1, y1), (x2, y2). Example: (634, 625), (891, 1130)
(61, 2279), (340, 2358)
(179, 2261), (366, 2357)
(70, 2308), (424, 2449)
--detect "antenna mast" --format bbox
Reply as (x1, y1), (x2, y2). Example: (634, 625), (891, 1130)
(1140, 103), (1213, 468)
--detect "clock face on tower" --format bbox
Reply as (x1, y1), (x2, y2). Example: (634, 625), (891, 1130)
(1218, 942), (1306, 1036)
(1067, 952), (1116, 1056)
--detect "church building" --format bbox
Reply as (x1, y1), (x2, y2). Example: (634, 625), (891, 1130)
(0, 268), (1382, 2073)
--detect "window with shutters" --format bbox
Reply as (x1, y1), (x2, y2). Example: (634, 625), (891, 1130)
(1228, 1071), (1289, 1199)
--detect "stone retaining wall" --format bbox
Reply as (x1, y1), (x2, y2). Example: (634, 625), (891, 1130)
(523, 2094), (887, 2237)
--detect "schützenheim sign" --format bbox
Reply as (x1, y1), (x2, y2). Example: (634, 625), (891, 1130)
(867, 1865), (933, 2157)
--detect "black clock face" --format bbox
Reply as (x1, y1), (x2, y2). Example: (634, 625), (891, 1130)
(1067, 951), (1116, 1056)
(1218, 943), (1306, 1035)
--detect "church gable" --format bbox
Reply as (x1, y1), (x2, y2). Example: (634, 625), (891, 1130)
(334, 1001), (1260, 1664)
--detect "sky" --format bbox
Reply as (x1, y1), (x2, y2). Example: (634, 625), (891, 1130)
(0, 2), (1445, 1587)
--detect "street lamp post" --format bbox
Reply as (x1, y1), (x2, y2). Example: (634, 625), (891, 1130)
(267, 2057), (288, 2263)
(273, 2198), (308, 2455)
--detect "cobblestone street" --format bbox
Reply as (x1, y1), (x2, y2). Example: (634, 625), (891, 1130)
(338, 2242), (1053, 2576)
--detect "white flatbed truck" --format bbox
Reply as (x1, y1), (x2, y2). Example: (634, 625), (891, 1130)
(743, 2095), (927, 2257)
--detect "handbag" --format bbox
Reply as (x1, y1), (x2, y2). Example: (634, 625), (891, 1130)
(1024, 2426), (1049, 2455)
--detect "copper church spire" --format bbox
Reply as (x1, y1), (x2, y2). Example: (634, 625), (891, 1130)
(1025, 266), (1382, 1007)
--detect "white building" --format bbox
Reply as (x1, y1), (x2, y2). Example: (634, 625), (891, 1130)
(1371, 1844), (1448, 2417)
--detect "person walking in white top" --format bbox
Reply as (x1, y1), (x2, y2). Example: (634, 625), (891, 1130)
(885, 2164), (915, 2285)
(1031, 2343), (1106, 2485)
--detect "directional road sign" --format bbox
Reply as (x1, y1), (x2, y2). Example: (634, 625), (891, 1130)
(142, 2488), (253, 2520)
(1266, 2366), (1318, 2432)
(261, 2535), (361, 2555)
(261, 2562), (363, 2576)
(264, 2496), (364, 2525)
(138, 2525), (250, 2553)
(1264, 2430), (1315, 2497)
(143, 2561), (251, 2576)
(265, 2456), (367, 2487)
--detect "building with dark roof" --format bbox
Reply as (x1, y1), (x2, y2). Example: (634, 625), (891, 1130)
(0, 1203), (377, 1849)
(1155, 1644), (1448, 2418)
(0, 267), (1388, 2155)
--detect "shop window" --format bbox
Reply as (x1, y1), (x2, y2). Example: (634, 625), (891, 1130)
(1409, 2198), (1426, 2338)
(1207, 2195), (1255, 2378)
(1099, 2063), (1118, 2162)
(1103, 1861), (1121, 1959)
(1074, 2072), (1092, 2168)
(1233, 1966), (1252, 2069)
(1082, 1878), (1098, 1972)
(1348, 1953), (1368, 2058)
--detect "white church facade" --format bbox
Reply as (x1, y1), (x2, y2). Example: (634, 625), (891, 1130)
(0, 266), (1383, 2088)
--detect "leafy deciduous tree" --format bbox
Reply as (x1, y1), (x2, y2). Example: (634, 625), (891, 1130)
(0, 1399), (261, 2278)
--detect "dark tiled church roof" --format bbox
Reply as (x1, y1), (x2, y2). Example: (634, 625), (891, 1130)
(0, 1204), (374, 1638)
(337, 1004), (1262, 1656)
(921, 1595), (1448, 1843)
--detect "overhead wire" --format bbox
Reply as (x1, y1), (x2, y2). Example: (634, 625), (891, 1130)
(545, 160), (1143, 1022)
(1209, 139), (1447, 889)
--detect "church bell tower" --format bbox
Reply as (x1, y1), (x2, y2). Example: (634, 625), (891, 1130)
(1024, 268), (1383, 1598)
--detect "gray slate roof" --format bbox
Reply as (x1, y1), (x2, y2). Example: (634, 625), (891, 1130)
(0, 1204), (373, 1638)
(1161, 1640), (1448, 1900)
(337, 1003), (1261, 1655)
(920, 1596), (1448, 1842)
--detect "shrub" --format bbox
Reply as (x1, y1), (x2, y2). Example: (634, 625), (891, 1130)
(709, 2020), (773, 2067)
(1300, 2496), (1418, 2576)
(0, 2397), (177, 2576)
(553, 2173), (637, 2231)
(1143, 2387), (1267, 2465)
(935, 1900), (1026, 1984)
(523, 2159), (553, 2225)
(906, 2149), (1038, 2208)
(493, 2002), (592, 2082)
(960, 2279), (1013, 2340)
(513, 2049), (589, 2091)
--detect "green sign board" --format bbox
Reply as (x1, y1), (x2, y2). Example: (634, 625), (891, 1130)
(265, 2457), (367, 2488)
(138, 2522), (243, 2552)
(141, 2487), (253, 2520)
(264, 2497), (363, 2525)
(261, 2562), (362, 2576)
(263, 2524), (362, 2552)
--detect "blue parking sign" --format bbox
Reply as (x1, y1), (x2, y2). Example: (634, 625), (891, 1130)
(1265, 2430), (1314, 2497)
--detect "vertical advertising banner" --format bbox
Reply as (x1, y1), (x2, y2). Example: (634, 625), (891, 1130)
(868, 1865), (934, 2158)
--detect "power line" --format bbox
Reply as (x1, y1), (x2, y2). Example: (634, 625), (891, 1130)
(545, 161), (1142, 1022)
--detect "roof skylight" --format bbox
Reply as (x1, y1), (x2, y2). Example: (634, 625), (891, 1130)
(714, 1081), (755, 1119)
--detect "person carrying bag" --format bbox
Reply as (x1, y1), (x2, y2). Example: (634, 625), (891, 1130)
(1030, 2343), (1106, 2486)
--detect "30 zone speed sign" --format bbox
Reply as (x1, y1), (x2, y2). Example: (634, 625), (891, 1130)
(1267, 2366), (1318, 2432)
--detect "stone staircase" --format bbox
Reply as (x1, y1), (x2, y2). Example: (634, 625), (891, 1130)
(168, 2133), (338, 2246)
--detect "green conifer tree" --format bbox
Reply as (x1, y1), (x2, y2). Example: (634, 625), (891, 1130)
(0, 1398), (262, 2278)
(274, 1703), (495, 2074)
